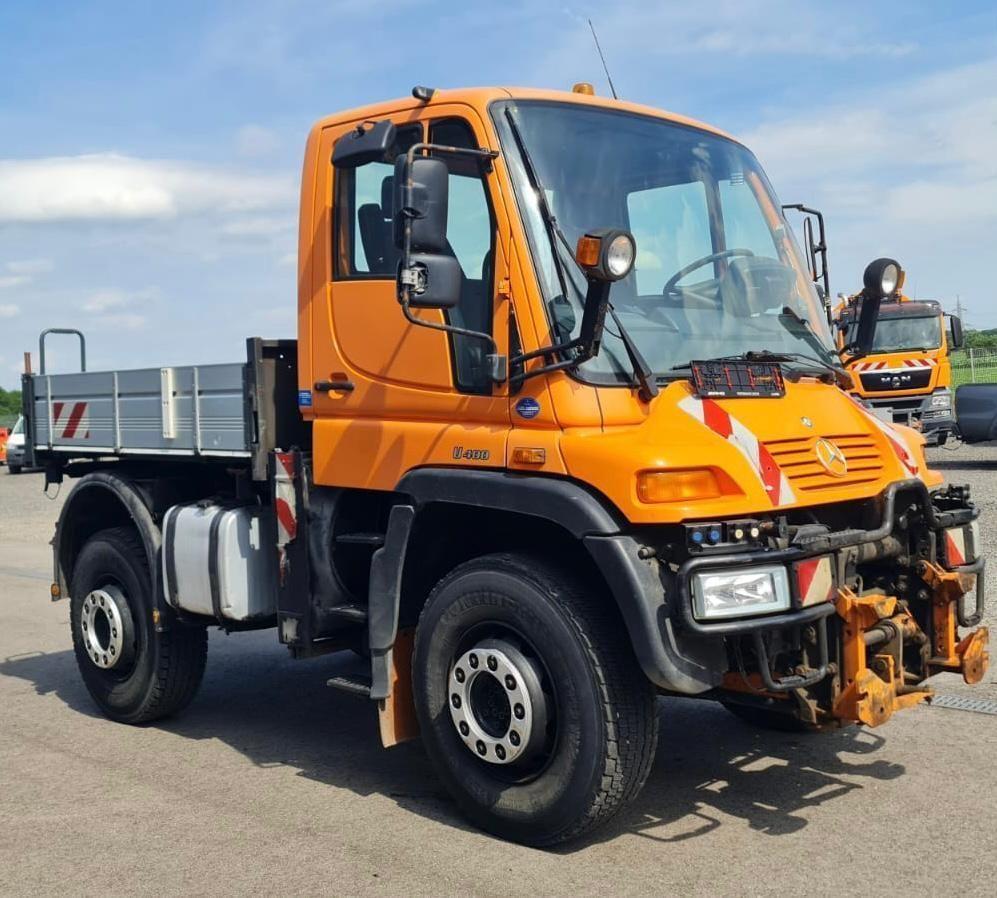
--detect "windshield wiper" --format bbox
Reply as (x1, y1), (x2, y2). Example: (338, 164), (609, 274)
(776, 306), (852, 387)
(504, 107), (657, 400)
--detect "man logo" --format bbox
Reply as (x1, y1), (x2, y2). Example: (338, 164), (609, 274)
(814, 438), (848, 478)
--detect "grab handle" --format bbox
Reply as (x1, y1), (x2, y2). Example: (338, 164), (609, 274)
(39, 328), (86, 374)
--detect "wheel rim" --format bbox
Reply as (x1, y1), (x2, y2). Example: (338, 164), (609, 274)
(80, 586), (132, 671)
(448, 637), (549, 767)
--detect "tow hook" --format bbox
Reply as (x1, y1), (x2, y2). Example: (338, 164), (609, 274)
(833, 589), (932, 727)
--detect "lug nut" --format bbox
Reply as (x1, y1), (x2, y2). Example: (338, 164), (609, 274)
(509, 731), (521, 746)
(451, 694), (461, 709)
(459, 721), (469, 736)
(454, 667), (465, 683)
(468, 654), (479, 669)
(505, 675), (516, 690)
(514, 703), (525, 719)
(487, 655), (497, 671)
(495, 745), (506, 760)
(476, 741), (486, 756)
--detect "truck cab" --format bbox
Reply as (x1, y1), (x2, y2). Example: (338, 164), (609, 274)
(835, 293), (963, 444)
(22, 86), (989, 847)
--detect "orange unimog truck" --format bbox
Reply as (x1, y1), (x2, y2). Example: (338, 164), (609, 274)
(22, 85), (988, 846)
(834, 286), (964, 445)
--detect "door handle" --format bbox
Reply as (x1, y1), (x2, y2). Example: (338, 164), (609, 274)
(314, 379), (355, 393)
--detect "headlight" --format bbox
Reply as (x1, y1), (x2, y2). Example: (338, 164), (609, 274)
(930, 393), (951, 409)
(605, 233), (635, 279)
(692, 564), (791, 621)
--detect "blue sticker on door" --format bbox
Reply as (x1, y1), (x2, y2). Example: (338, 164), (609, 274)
(515, 397), (541, 419)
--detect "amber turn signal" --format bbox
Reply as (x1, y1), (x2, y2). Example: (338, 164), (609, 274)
(575, 235), (602, 268)
(511, 447), (546, 465)
(637, 469), (721, 504)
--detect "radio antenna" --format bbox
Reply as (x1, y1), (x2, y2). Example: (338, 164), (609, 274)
(588, 19), (618, 99)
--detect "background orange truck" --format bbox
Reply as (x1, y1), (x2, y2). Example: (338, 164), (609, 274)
(20, 85), (988, 846)
(834, 289), (964, 445)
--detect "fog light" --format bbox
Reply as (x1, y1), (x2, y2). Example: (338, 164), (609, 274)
(930, 393), (951, 409)
(692, 564), (791, 621)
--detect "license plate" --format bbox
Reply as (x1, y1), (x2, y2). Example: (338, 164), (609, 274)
(691, 361), (785, 399)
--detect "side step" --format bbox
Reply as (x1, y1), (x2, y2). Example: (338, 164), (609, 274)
(325, 603), (368, 624)
(335, 532), (386, 548)
(326, 674), (372, 698)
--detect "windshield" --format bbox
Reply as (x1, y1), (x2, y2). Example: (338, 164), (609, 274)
(493, 101), (836, 382)
(11, 416), (23, 435)
(870, 315), (942, 353)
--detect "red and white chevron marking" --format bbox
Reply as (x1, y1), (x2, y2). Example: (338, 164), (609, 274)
(678, 395), (796, 506)
(274, 451), (298, 546)
(794, 555), (835, 607)
(853, 358), (937, 372)
(52, 401), (90, 440)
(848, 396), (919, 476)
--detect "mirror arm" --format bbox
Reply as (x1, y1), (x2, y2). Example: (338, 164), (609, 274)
(782, 203), (830, 322)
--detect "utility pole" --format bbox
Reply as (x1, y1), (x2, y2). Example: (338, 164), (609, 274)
(955, 294), (965, 323)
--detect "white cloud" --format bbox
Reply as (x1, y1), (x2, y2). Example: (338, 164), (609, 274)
(0, 154), (291, 223)
(236, 124), (281, 158)
(221, 215), (294, 237)
(82, 287), (156, 314)
(6, 258), (53, 275)
(278, 251), (297, 267)
(0, 304), (19, 318)
(0, 276), (29, 289)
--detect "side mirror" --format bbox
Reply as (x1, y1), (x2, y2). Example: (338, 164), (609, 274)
(948, 314), (965, 350)
(394, 155), (457, 310)
(332, 120), (397, 169)
(393, 156), (449, 254)
(400, 253), (461, 309)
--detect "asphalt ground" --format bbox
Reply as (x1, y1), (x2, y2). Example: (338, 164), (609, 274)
(2, 445), (996, 897)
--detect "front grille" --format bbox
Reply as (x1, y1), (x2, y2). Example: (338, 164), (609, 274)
(860, 369), (932, 392)
(765, 434), (885, 494)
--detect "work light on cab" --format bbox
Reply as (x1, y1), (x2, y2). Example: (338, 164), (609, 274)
(575, 229), (635, 282)
(863, 257), (902, 299)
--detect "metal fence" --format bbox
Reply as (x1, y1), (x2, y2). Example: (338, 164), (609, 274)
(951, 348), (997, 388)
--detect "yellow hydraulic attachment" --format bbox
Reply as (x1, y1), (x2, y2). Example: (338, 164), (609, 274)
(833, 580), (989, 728)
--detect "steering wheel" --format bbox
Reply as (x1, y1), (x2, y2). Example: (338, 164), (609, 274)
(662, 248), (755, 303)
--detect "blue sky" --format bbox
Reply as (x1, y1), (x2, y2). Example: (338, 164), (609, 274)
(1, 0), (995, 386)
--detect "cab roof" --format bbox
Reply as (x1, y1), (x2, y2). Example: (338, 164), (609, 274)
(310, 86), (740, 146)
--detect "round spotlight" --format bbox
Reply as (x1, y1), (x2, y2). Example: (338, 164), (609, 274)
(863, 257), (902, 299)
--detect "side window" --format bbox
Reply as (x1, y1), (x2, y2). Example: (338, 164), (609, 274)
(627, 182), (712, 295)
(334, 125), (421, 278)
(429, 118), (497, 395)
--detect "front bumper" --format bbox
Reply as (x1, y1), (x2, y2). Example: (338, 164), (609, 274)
(864, 394), (955, 442)
(5, 444), (24, 467)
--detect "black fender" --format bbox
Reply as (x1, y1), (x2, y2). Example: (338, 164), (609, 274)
(396, 468), (724, 693)
(53, 472), (168, 627)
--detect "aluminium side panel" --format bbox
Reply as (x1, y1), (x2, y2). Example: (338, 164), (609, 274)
(30, 362), (251, 459)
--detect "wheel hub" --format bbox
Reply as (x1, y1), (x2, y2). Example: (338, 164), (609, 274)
(80, 587), (129, 670)
(448, 639), (547, 766)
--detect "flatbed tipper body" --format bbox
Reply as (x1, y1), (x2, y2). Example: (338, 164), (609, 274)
(23, 86), (989, 848)
(24, 337), (302, 480)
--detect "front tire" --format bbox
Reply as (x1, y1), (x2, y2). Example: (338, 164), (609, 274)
(70, 526), (207, 723)
(412, 553), (658, 846)
(8, 464), (21, 475)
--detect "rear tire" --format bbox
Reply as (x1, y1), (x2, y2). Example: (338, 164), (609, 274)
(8, 464), (21, 475)
(70, 526), (207, 723)
(412, 553), (658, 846)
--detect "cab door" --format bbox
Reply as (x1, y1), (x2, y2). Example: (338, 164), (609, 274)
(307, 103), (512, 491)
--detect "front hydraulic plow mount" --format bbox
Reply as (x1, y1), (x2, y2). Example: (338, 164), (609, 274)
(833, 579), (990, 728)
(919, 561), (990, 685)
(833, 589), (931, 727)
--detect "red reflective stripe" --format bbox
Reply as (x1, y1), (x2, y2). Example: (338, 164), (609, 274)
(796, 558), (819, 600)
(946, 532), (966, 566)
(702, 398), (732, 438)
(276, 452), (295, 478)
(275, 498), (297, 540)
(62, 402), (87, 439)
(53, 401), (64, 422)
(757, 443), (783, 504)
